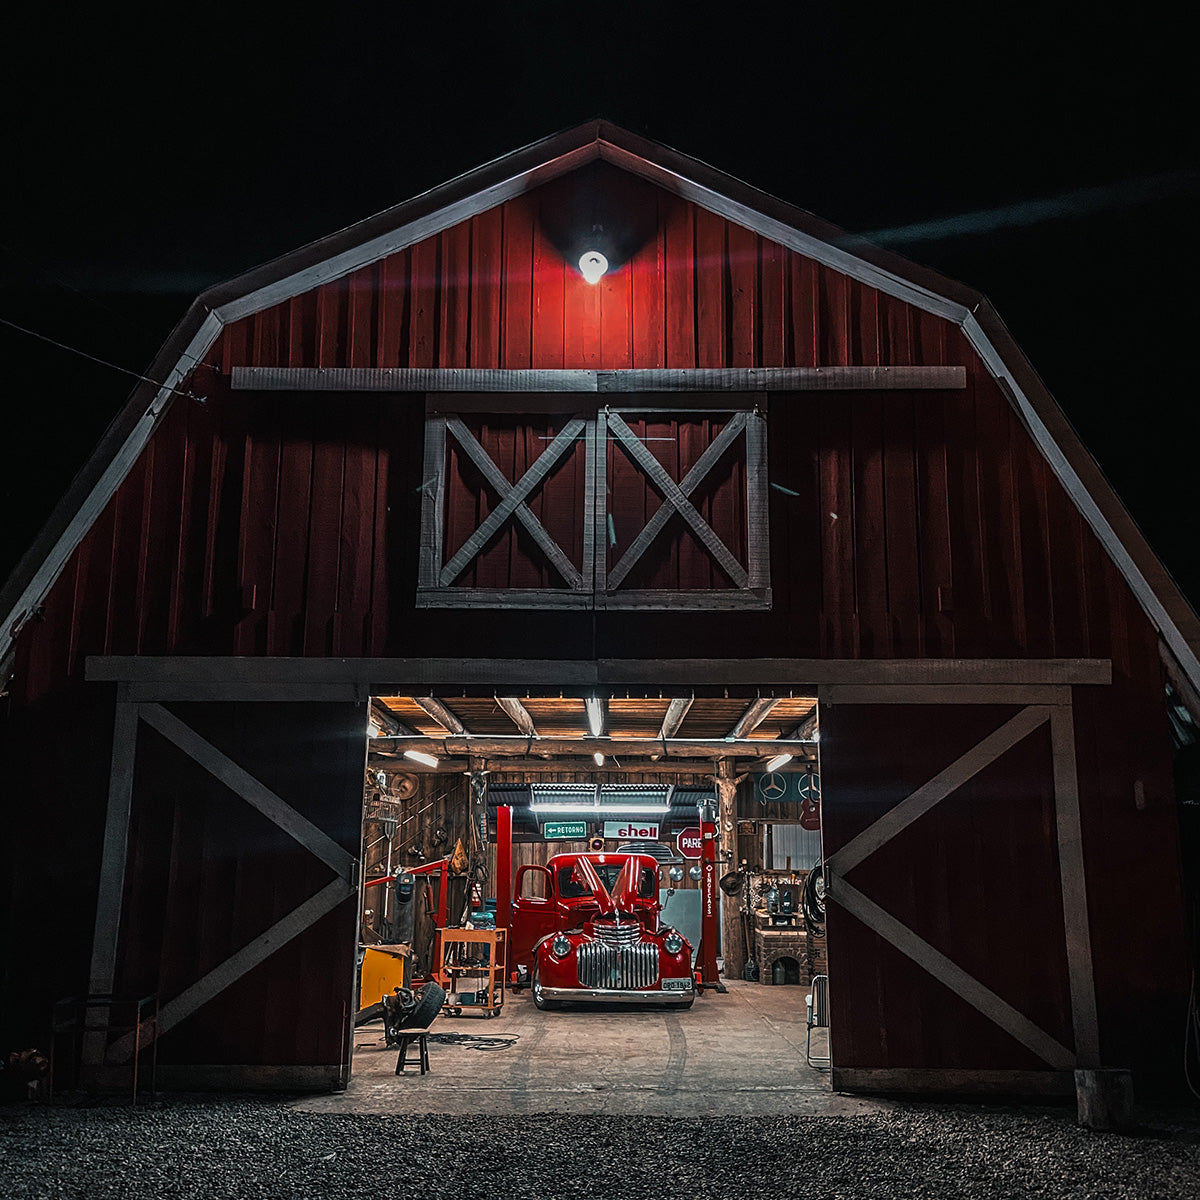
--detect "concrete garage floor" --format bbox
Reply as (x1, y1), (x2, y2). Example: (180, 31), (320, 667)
(298, 978), (888, 1117)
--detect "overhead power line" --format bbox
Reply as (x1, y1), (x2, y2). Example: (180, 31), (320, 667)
(0, 314), (206, 403)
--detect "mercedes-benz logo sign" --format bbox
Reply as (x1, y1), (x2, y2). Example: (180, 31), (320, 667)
(760, 772), (788, 800)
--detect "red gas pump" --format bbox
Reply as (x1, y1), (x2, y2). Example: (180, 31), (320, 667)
(695, 799), (724, 991)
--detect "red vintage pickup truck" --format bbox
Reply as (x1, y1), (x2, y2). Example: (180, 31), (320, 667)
(510, 852), (695, 1009)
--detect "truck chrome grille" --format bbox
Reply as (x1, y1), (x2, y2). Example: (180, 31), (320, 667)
(577, 939), (659, 989)
(590, 920), (643, 946)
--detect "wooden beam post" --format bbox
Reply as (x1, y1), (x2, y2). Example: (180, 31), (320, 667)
(716, 759), (744, 980)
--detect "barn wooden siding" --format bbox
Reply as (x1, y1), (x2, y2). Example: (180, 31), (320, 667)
(11, 165), (1164, 696)
(1, 162), (1186, 1088)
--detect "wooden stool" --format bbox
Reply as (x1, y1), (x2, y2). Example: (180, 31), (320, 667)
(394, 1032), (430, 1076)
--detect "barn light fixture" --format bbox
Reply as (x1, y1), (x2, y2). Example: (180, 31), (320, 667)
(585, 697), (604, 736)
(404, 749), (439, 768)
(764, 752), (793, 772)
(594, 751), (605, 766)
(578, 250), (608, 284)
(529, 802), (669, 815)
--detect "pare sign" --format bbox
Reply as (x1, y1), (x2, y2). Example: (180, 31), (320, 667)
(602, 821), (660, 840)
(675, 826), (703, 860)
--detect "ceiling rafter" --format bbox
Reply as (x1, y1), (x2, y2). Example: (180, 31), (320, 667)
(727, 696), (780, 739)
(413, 696), (466, 735)
(496, 696), (537, 737)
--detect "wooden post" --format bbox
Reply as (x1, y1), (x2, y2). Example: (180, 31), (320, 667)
(1075, 1068), (1134, 1130)
(717, 760), (745, 980)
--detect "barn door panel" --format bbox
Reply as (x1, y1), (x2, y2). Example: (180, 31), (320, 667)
(819, 691), (1098, 1094)
(603, 408), (769, 606)
(88, 698), (365, 1089)
(421, 412), (593, 602)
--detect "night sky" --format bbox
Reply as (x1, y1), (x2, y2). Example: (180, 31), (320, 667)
(2, 7), (1197, 608)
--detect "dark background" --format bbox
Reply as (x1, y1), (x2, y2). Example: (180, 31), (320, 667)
(2, 5), (1196, 607)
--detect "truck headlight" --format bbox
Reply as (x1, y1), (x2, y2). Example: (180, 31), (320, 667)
(551, 935), (571, 958)
(663, 931), (683, 956)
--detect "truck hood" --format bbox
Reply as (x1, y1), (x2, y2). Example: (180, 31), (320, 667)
(573, 855), (643, 916)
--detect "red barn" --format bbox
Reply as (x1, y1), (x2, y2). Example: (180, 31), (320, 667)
(2, 121), (1195, 1098)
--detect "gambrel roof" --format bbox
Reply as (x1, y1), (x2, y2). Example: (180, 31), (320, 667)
(3, 120), (1198, 699)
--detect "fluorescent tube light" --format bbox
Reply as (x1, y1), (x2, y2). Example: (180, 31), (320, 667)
(764, 752), (793, 772)
(528, 803), (670, 815)
(404, 749), (439, 768)
(585, 697), (604, 736)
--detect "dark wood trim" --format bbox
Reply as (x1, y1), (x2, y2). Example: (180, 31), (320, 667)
(88, 656), (1113, 694)
(831, 1068), (1074, 1097)
(231, 365), (967, 392)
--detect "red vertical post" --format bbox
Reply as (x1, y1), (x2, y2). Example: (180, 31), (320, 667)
(698, 800), (721, 987)
(497, 804), (513, 931)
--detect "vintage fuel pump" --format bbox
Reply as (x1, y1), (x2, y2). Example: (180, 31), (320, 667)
(695, 798), (724, 990)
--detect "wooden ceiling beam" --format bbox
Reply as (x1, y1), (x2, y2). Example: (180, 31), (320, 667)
(368, 757), (814, 778)
(727, 696), (780, 739)
(371, 734), (815, 759)
(496, 696), (537, 737)
(413, 696), (466, 734)
(658, 696), (693, 739)
(785, 709), (819, 741)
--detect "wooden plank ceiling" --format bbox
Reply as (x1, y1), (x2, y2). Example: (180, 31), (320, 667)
(373, 693), (816, 764)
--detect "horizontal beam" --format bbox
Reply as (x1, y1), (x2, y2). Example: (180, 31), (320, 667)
(231, 365), (967, 393)
(371, 734), (816, 759)
(87, 656), (1113, 696)
(371, 758), (751, 778)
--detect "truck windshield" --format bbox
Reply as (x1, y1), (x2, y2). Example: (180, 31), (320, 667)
(558, 863), (657, 900)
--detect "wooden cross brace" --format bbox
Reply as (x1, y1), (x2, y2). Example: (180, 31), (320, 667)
(440, 417), (586, 589)
(606, 410), (750, 590)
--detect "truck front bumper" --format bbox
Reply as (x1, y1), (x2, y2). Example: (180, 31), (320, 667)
(536, 984), (694, 1004)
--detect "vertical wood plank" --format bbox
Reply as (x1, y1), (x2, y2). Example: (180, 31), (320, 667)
(852, 394), (889, 655)
(502, 198), (534, 369)
(531, 217), (565, 369)
(727, 223), (757, 368)
(408, 237), (440, 369)
(882, 394), (922, 655)
(759, 239), (786, 367)
(663, 201), (696, 367)
(599, 258), (633, 369)
(376, 251), (408, 368)
(631, 200), (666, 368)
(694, 208), (727, 368)
(437, 223), (472, 369)
(470, 210), (503, 369)
(789, 253), (819, 367)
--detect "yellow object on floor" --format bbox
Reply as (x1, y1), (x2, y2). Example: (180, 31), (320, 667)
(359, 944), (410, 1012)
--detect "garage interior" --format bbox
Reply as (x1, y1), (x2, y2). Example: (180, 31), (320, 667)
(348, 688), (829, 1104)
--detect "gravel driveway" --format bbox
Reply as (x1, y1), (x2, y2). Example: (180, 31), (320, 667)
(3, 1096), (1200, 1199)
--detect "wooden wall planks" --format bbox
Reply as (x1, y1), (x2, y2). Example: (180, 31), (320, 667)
(8, 160), (1171, 704)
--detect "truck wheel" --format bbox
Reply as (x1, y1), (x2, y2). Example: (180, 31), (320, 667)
(532, 965), (560, 1011)
(398, 981), (446, 1029)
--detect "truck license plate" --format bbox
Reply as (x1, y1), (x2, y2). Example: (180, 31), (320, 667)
(663, 978), (690, 991)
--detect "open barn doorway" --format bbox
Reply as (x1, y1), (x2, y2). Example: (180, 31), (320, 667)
(346, 688), (830, 1103)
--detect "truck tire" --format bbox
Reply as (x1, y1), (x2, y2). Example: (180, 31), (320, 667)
(399, 981), (446, 1030)
(531, 965), (560, 1011)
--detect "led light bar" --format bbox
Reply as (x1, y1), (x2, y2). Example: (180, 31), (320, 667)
(528, 803), (670, 815)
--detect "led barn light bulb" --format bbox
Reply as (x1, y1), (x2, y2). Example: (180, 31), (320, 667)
(578, 251), (608, 284)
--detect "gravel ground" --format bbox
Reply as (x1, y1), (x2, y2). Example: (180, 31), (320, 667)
(3, 1096), (1200, 1199)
